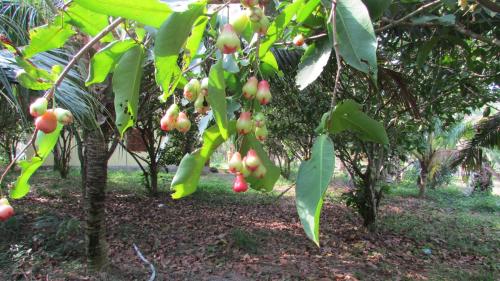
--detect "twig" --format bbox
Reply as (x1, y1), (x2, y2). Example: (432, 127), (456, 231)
(329, 0), (341, 108)
(44, 17), (125, 100)
(133, 244), (156, 281)
(182, 48), (216, 74)
(376, 0), (441, 32)
(275, 184), (295, 201)
(273, 33), (328, 46)
(0, 130), (38, 193)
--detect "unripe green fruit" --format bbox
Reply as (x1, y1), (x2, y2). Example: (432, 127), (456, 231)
(242, 76), (258, 100)
(244, 149), (261, 171)
(236, 112), (253, 135)
(256, 80), (272, 105)
(201, 78), (209, 96)
(183, 79), (200, 102)
(247, 6), (264, 22)
(176, 112), (191, 133)
(216, 24), (240, 54)
(228, 152), (243, 174)
(253, 112), (266, 127)
(35, 110), (58, 134)
(240, 159), (252, 177)
(255, 125), (268, 142)
(230, 14), (249, 35)
(29, 97), (48, 117)
(54, 108), (74, 125)
(257, 16), (269, 35)
(241, 0), (259, 7)
(252, 164), (267, 179)
(194, 95), (210, 114)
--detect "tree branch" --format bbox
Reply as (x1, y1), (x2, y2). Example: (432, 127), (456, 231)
(376, 0), (441, 32)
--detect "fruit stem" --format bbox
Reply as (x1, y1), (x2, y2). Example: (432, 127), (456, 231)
(329, 0), (341, 109)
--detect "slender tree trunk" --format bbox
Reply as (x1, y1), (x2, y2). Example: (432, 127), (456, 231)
(418, 160), (428, 198)
(84, 129), (109, 271)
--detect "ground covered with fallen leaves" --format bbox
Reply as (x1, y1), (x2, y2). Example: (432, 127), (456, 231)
(1, 170), (499, 280)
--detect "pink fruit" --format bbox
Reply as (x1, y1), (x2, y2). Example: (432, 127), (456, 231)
(242, 76), (258, 100)
(176, 112), (191, 133)
(160, 104), (179, 131)
(293, 34), (305, 46)
(0, 198), (14, 222)
(256, 80), (272, 105)
(216, 24), (240, 54)
(244, 149), (261, 171)
(255, 125), (268, 142)
(183, 79), (200, 102)
(228, 152), (243, 174)
(233, 173), (249, 192)
(252, 164), (267, 179)
(230, 14), (249, 35)
(236, 112), (253, 135)
(54, 108), (74, 125)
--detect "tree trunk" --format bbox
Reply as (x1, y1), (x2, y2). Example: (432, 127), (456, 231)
(84, 129), (109, 271)
(418, 160), (428, 198)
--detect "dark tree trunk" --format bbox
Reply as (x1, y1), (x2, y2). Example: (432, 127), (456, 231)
(83, 129), (109, 271)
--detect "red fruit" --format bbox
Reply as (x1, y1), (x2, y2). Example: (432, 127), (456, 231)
(0, 198), (14, 222)
(242, 76), (258, 100)
(244, 149), (261, 171)
(256, 80), (272, 105)
(160, 104), (179, 131)
(252, 164), (267, 179)
(228, 152), (243, 173)
(233, 173), (249, 193)
(293, 34), (305, 46)
(35, 110), (58, 134)
(29, 97), (48, 117)
(160, 114), (174, 131)
(236, 112), (253, 135)
(216, 24), (240, 54)
(176, 112), (191, 133)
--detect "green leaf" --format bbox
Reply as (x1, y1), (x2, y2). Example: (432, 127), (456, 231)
(11, 124), (63, 199)
(15, 71), (52, 90)
(259, 0), (304, 58)
(112, 45), (145, 137)
(23, 17), (76, 58)
(154, 3), (205, 99)
(336, 0), (378, 80)
(297, 0), (321, 23)
(416, 37), (438, 68)
(260, 51), (280, 77)
(296, 39), (332, 90)
(74, 0), (172, 28)
(171, 122), (236, 199)
(184, 15), (209, 68)
(327, 99), (389, 144)
(64, 3), (114, 41)
(412, 14), (455, 26)
(85, 39), (137, 86)
(240, 134), (281, 192)
(361, 0), (392, 20)
(295, 134), (334, 246)
(207, 61), (229, 140)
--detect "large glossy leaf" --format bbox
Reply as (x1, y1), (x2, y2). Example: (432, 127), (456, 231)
(336, 0), (378, 80)
(171, 122), (236, 199)
(15, 71), (52, 90)
(327, 99), (388, 144)
(74, 0), (172, 28)
(259, 0), (304, 58)
(85, 39), (137, 86)
(296, 39), (332, 90)
(112, 45), (145, 137)
(64, 3), (114, 41)
(207, 61), (229, 140)
(154, 3), (205, 100)
(184, 15), (209, 68)
(295, 134), (334, 246)
(23, 17), (76, 58)
(240, 134), (281, 192)
(11, 124), (63, 199)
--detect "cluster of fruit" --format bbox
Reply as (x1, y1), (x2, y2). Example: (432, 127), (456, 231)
(216, 0), (270, 54)
(0, 198), (14, 222)
(29, 97), (74, 134)
(160, 104), (191, 133)
(228, 149), (266, 192)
